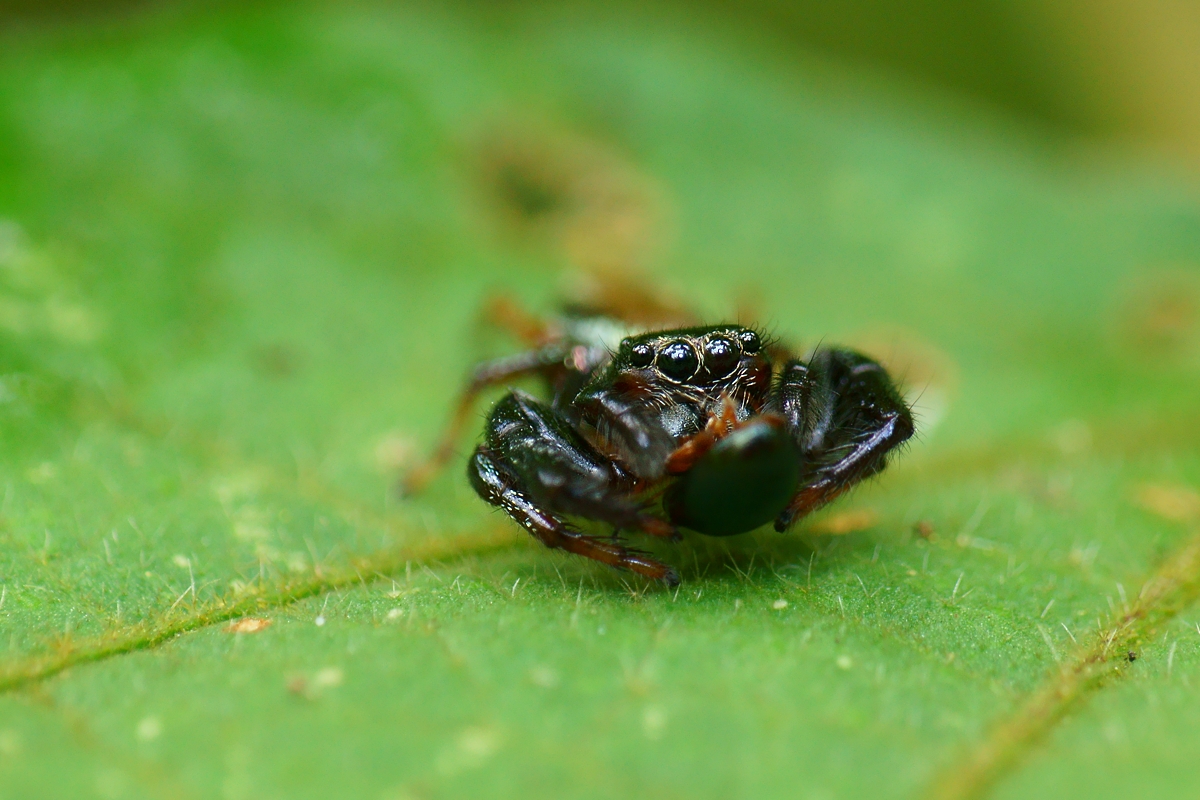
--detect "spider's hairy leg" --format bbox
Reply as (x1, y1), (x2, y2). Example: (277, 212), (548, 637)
(468, 391), (680, 585)
(469, 450), (679, 585)
(400, 344), (568, 496)
(574, 376), (681, 480)
(771, 348), (914, 531)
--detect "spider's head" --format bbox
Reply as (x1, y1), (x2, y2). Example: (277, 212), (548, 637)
(571, 325), (774, 479)
(606, 325), (771, 400)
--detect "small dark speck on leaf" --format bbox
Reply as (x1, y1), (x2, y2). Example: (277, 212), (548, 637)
(913, 520), (935, 540)
(1127, 651), (1138, 662)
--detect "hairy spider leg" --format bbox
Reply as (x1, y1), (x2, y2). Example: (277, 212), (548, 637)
(477, 392), (678, 538)
(573, 376), (684, 480)
(400, 344), (569, 496)
(470, 449), (681, 585)
(469, 391), (680, 584)
(771, 348), (914, 531)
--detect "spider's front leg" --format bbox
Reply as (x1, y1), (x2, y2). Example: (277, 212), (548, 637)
(771, 348), (915, 531)
(400, 344), (569, 496)
(468, 391), (680, 585)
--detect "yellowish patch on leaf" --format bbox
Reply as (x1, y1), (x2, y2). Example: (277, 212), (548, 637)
(810, 508), (879, 535)
(1135, 483), (1200, 522)
(226, 617), (272, 634)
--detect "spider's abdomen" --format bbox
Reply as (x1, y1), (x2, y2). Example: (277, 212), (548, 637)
(663, 419), (800, 536)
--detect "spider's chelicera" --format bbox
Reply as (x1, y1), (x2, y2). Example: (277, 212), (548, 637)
(408, 314), (914, 586)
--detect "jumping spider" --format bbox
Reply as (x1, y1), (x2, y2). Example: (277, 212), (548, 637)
(404, 302), (914, 586)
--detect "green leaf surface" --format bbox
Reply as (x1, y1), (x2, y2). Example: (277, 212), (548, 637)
(2, 3), (1200, 798)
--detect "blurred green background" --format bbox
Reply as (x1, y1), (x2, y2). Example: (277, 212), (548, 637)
(9, 0), (1200, 166)
(2, 2), (1200, 799)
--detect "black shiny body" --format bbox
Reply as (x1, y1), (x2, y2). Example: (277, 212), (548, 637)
(452, 315), (914, 586)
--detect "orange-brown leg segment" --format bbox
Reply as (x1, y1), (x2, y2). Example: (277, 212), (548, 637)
(480, 294), (554, 347)
(664, 395), (743, 475)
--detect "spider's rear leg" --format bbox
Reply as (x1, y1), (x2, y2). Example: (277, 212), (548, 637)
(566, 266), (697, 329)
(480, 294), (555, 347)
(468, 391), (679, 585)
(772, 348), (915, 532)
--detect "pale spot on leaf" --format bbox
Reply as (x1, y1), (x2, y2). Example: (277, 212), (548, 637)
(529, 665), (559, 688)
(136, 716), (161, 741)
(1050, 419), (1092, 455)
(234, 519), (271, 542)
(0, 730), (21, 756)
(437, 725), (502, 774)
(374, 432), (418, 474)
(312, 667), (343, 689)
(641, 705), (667, 740)
(45, 297), (102, 344)
(226, 617), (271, 634)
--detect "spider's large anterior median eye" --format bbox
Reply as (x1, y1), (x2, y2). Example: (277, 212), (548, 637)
(737, 329), (761, 354)
(629, 342), (655, 368)
(658, 340), (699, 381)
(703, 335), (739, 380)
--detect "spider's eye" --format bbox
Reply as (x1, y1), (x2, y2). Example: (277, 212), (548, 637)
(628, 342), (655, 368)
(737, 330), (761, 354)
(703, 335), (739, 380)
(657, 340), (699, 382)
